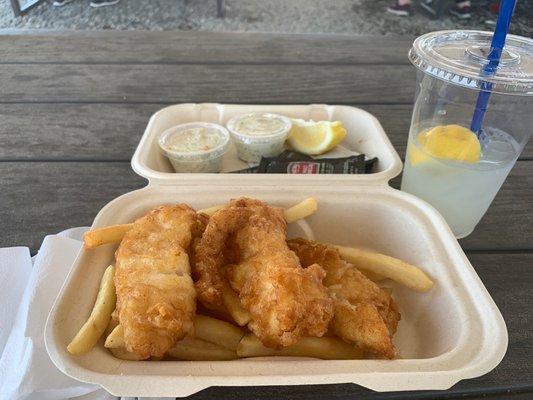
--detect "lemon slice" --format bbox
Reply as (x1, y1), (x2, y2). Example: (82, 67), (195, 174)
(409, 124), (481, 166)
(287, 119), (347, 155)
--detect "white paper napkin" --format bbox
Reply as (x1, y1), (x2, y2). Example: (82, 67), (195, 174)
(0, 247), (32, 353)
(0, 228), (115, 400)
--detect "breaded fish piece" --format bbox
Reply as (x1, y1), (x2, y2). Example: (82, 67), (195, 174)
(115, 205), (207, 359)
(287, 238), (400, 359)
(194, 198), (334, 348)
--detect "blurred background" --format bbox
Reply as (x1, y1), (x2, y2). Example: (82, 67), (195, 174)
(2, 0), (531, 36)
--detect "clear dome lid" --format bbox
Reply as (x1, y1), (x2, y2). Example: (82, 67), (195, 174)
(409, 30), (533, 96)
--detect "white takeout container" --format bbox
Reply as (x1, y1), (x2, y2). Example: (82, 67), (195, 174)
(132, 103), (403, 183)
(45, 104), (507, 397)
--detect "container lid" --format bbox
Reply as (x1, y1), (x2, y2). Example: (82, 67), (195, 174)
(409, 30), (533, 95)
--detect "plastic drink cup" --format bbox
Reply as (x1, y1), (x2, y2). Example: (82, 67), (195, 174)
(402, 31), (532, 238)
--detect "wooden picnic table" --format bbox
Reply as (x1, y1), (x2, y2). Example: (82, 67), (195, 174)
(0, 30), (531, 399)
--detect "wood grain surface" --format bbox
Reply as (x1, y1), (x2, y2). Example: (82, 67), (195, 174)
(0, 31), (531, 399)
(0, 103), (530, 161)
(0, 64), (415, 103)
(0, 30), (413, 64)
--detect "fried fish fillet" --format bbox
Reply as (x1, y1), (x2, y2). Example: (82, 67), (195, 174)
(194, 198), (333, 348)
(287, 238), (400, 359)
(114, 205), (207, 359)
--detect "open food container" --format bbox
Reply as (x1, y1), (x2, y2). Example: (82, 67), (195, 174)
(45, 104), (507, 397)
(132, 103), (403, 184)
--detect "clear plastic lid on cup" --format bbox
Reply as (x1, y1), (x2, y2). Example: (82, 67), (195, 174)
(158, 122), (230, 173)
(227, 112), (292, 163)
(409, 30), (533, 95)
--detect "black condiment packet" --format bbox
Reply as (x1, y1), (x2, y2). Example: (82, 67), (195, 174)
(229, 151), (374, 175)
(228, 166), (259, 173)
(365, 157), (378, 173)
(260, 154), (366, 174)
(258, 150), (312, 172)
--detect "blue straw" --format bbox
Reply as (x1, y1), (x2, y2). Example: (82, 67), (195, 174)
(470, 0), (517, 135)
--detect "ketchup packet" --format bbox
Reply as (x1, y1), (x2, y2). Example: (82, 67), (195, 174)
(230, 151), (375, 174)
(258, 152), (366, 174)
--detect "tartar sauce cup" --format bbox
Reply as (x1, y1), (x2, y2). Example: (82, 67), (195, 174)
(227, 112), (292, 163)
(158, 122), (230, 173)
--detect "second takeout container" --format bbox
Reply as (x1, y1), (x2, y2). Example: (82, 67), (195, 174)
(45, 104), (507, 397)
(132, 103), (403, 184)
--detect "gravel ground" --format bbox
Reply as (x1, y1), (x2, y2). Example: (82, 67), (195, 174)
(0, 0), (531, 37)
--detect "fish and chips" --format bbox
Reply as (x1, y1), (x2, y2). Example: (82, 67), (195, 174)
(68, 197), (434, 361)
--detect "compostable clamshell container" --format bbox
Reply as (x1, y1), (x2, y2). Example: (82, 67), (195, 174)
(45, 104), (507, 397)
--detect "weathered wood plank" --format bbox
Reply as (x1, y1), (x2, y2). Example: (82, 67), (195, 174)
(0, 103), (159, 160)
(1, 103), (531, 161)
(0, 64), (415, 103)
(0, 31), (413, 65)
(191, 383), (533, 400)
(1, 161), (531, 253)
(0, 162), (145, 252)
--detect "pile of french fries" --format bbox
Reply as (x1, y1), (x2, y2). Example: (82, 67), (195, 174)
(69, 198), (434, 361)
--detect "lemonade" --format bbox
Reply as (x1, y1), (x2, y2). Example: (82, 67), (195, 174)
(401, 126), (519, 237)
(403, 31), (531, 238)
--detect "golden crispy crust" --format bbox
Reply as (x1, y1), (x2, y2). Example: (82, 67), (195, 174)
(287, 238), (400, 359)
(194, 198), (334, 348)
(115, 204), (201, 359)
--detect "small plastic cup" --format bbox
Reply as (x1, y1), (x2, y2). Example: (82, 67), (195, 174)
(402, 30), (532, 238)
(158, 122), (230, 173)
(227, 112), (292, 163)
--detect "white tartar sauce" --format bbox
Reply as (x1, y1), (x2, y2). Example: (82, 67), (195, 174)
(227, 113), (292, 163)
(232, 114), (287, 137)
(163, 127), (223, 153)
(158, 123), (230, 173)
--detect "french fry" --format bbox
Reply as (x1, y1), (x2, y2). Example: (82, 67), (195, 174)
(67, 265), (116, 355)
(109, 346), (145, 361)
(193, 315), (245, 351)
(334, 245), (434, 292)
(104, 324), (125, 349)
(83, 224), (133, 249)
(283, 197), (318, 223)
(359, 269), (386, 282)
(104, 317), (242, 358)
(237, 335), (363, 360)
(222, 280), (251, 326)
(167, 338), (237, 361)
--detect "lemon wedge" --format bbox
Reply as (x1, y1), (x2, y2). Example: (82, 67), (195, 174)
(409, 124), (481, 166)
(287, 119), (347, 155)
